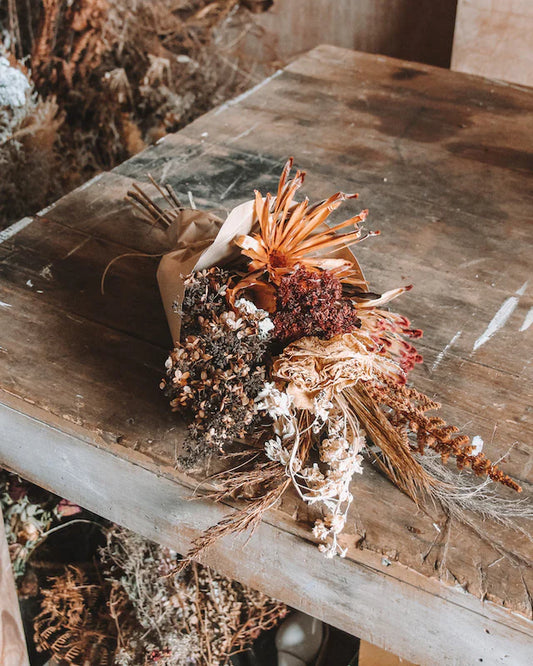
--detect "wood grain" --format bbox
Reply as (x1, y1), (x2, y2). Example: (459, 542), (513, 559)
(0, 507), (29, 666)
(452, 0), (533, 86)
(0, 46), (532, 663)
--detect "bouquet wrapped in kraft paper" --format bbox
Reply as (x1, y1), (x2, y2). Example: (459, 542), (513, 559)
(125, 160), (527, 563)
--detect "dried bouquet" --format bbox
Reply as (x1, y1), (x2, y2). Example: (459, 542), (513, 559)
(127, 159), (525, 561)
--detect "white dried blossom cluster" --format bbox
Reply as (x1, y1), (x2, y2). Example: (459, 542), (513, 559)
(255, 382), (293, 419)
(264, 436), (291, 466)
(256, 381), (367, 558)
(235, 297), (274, 339)
(303, 411), (365, 557)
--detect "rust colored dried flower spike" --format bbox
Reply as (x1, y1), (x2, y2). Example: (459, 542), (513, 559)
(365, 377), (522, 492)
(229, 157), (378, 304)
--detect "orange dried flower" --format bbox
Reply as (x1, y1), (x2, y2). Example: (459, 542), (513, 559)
(229, 158), (377, 305)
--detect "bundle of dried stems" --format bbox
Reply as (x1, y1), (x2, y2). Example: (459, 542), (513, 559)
(33, 524), (287, 665)
(128, 158), (529, 563)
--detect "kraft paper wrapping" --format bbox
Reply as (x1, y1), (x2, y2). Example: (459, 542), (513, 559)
(157, 200), (256, 344)
(157, 198), (367, 345)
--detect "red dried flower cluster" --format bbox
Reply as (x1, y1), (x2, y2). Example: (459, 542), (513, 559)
(273, 267), (361, 344)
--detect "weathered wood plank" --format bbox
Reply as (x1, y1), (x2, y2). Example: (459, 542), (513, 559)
(1, 400), (532, 666)
(0, 506), (29, 666)
(239, 0), (458, 68)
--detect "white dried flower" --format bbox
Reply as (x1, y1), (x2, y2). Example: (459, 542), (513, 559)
(320, 437), (349, 463)
(258, 317), (275, 338)
(219, 310), (244, 330)
(265, 437), (290, 466)
(301, 463), (325, 485)
(235, 298), (274, 339)
(272, 414), (296, 440)
(328, 513), (346, 534)
(234, 298), (259, 316)
(471, 435), (484, 455)
(255, 383), (293, 419)
(312, 519), (329, 542)
(313, 392), (333, 424)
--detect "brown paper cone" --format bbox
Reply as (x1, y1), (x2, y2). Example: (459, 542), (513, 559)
(157, 200), (257, 344)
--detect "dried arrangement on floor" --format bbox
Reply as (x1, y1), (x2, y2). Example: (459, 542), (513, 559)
(1, 0), (268, 227)
(0, 52), (63, 223)
(127, 158), (529, 561)
(34, 524), (287, 666)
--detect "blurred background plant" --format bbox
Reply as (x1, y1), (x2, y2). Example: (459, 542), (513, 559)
(1, 470), (288, 666)
(0, 0), (268, 229)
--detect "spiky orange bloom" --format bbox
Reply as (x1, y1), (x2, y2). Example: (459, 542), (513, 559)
(230, 158), (378, 305)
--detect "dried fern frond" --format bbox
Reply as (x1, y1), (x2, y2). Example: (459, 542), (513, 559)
(34, 564), (116, 665)
(365, 376), (521, 492)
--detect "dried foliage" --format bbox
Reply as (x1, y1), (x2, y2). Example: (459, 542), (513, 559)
(101, 525), (287, 666)
(417, 451), (533, 537)
(34, 564), (117, 665)
(364, 375), (521, 491)
(1, 0), (262, 227)
(162, 267), (273, 466)
(0, 53), (63, 224)
(0, 471), (82, 584)
(32, 523), (287, 665)
(31, 0), (110, 90)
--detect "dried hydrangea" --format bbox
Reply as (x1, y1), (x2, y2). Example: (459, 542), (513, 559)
(162, 268), (274, 466)
(273, 267), (361, 344)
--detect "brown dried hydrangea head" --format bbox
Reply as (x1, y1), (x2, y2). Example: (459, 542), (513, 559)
(163, 268), (274, 467)
(274, 267), (362, 344)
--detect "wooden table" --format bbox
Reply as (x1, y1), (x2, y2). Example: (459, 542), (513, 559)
(1, 46), (532, 664)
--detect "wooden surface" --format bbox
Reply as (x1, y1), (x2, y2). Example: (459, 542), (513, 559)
(0, 46), (532, 664)
(0, 507), (29, 666)
(239, 0), (457, 69)
(452, 0), (533, 86)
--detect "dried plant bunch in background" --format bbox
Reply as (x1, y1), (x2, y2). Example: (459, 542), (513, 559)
(128, 158), (525, 563)
(102, 525), (287, 666)
(1, 0), (267, 228)
(31, 522), (287, 666)
(0, 470), (83, 593)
